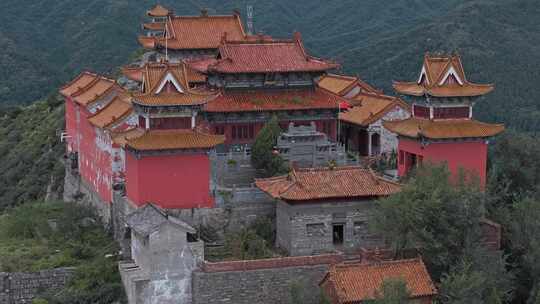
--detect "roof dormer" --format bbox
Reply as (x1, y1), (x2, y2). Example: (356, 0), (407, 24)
(155, 72), (184, 94)
(439, 65), (464, 86)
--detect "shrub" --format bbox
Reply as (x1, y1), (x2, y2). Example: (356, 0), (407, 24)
(251, 116), (288, 177)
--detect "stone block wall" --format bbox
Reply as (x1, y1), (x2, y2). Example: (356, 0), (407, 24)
(0, 268), (75, 304)
(192, 254), (343, 304)
(277, 200), (383, 256)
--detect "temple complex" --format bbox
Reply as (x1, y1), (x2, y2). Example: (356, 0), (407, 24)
(385, 53), (505, 187)
(59, 5), (506, 303)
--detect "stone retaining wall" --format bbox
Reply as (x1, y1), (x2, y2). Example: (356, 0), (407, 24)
(192, 254), (343, 304)
(0, 268), (75, 304)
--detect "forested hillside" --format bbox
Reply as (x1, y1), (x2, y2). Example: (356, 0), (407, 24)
(0, 0), (539, 132)
(0, 96), (65, 210)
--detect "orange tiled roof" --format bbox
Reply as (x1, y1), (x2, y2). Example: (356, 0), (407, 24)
(393, 53), (494, 97)
(126, 62), (216, 107)
(121, 66), (144, 82)
(125, 129), (224, 151)
(204, 88), (342, 113)
(147, 4), (171, 17)
(208, 34), (338, 73)
(383, 117), (505, 139)
(123, 62), (206, 93)
(72, 77), (119, 106)
(184, 57), (219, 73)
(88, 95), (133, 129)
(340, 93), (409, 127)
(111, 128), (145, 147)
(320, 258), (437, 303)
(132, 92), (213, 106)
(317, 74), (380, 96)
(143, 22), (165, 31)
(138, 36), (156, 49)
(59, 72), (98, 97)
(255, 166), (400, 202)
(185, 65), (207, 83)
(139, 14), (246, 50)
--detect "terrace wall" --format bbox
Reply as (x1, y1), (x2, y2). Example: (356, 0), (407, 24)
(192, 254), (343, 304)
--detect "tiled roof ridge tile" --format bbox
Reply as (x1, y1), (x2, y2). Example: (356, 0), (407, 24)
(59, 71), (98, 91)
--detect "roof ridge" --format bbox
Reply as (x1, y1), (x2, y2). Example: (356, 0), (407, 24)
(59, 71), (98, 90)
(295, 165), (364, 172)
(324, 73), (357, 81)
(71, 76), (102, 97)
(171, 14), (237, 19)
(334, 257), (424, 270)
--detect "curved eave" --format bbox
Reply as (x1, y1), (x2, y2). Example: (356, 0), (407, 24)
(132, 100), (208, 108)
(89, 109), (133, 129)
(121, 67), (144, 82)
(383, 119), (505, 140)
(142, 22), (165, 31)
(125, 133), (225, 151)
(393, 81), (495, 97)
(426, 84), (494, 97)
(138, 36), (157, 49)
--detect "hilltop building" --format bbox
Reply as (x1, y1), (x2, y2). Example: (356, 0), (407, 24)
(59, 5), (506, 304)
(187, 32), (344, 146)
(385, 54), (505, 187)
(256, 166), (400, 256)
(139, 5), (247, 60)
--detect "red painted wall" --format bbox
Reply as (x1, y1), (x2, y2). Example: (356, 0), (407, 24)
(125, 152), (214, 209)
(64, 97), (78, 153)
(397, 138), (488, 188)
(77, 107), (114, 203)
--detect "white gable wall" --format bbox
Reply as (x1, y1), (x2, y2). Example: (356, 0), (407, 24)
(369, 106), (410, 155)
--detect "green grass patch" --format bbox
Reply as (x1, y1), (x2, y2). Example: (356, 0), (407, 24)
(0, 201), (125, 303)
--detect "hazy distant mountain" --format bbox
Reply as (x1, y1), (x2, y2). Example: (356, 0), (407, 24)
(0, 0), (539, 132)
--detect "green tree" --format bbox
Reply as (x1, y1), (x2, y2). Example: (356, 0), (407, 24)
(373, 278), (410, 304)
(439, 248), (512, 304)
(251, 116), (288, 177)
(488, 132), (540, 202)
(372, 165), (486, 279)
(507, 198), (540, 303)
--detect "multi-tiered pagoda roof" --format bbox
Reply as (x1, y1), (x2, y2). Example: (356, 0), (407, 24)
(393, 53), (494, 97)
(385, 53), (504, 140)
(124, 62), (216, 107)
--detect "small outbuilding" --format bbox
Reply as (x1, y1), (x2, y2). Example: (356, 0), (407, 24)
(255, 166), (400, 256)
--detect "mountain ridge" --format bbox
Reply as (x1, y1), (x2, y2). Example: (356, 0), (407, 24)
(0, 0), (539, 132)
